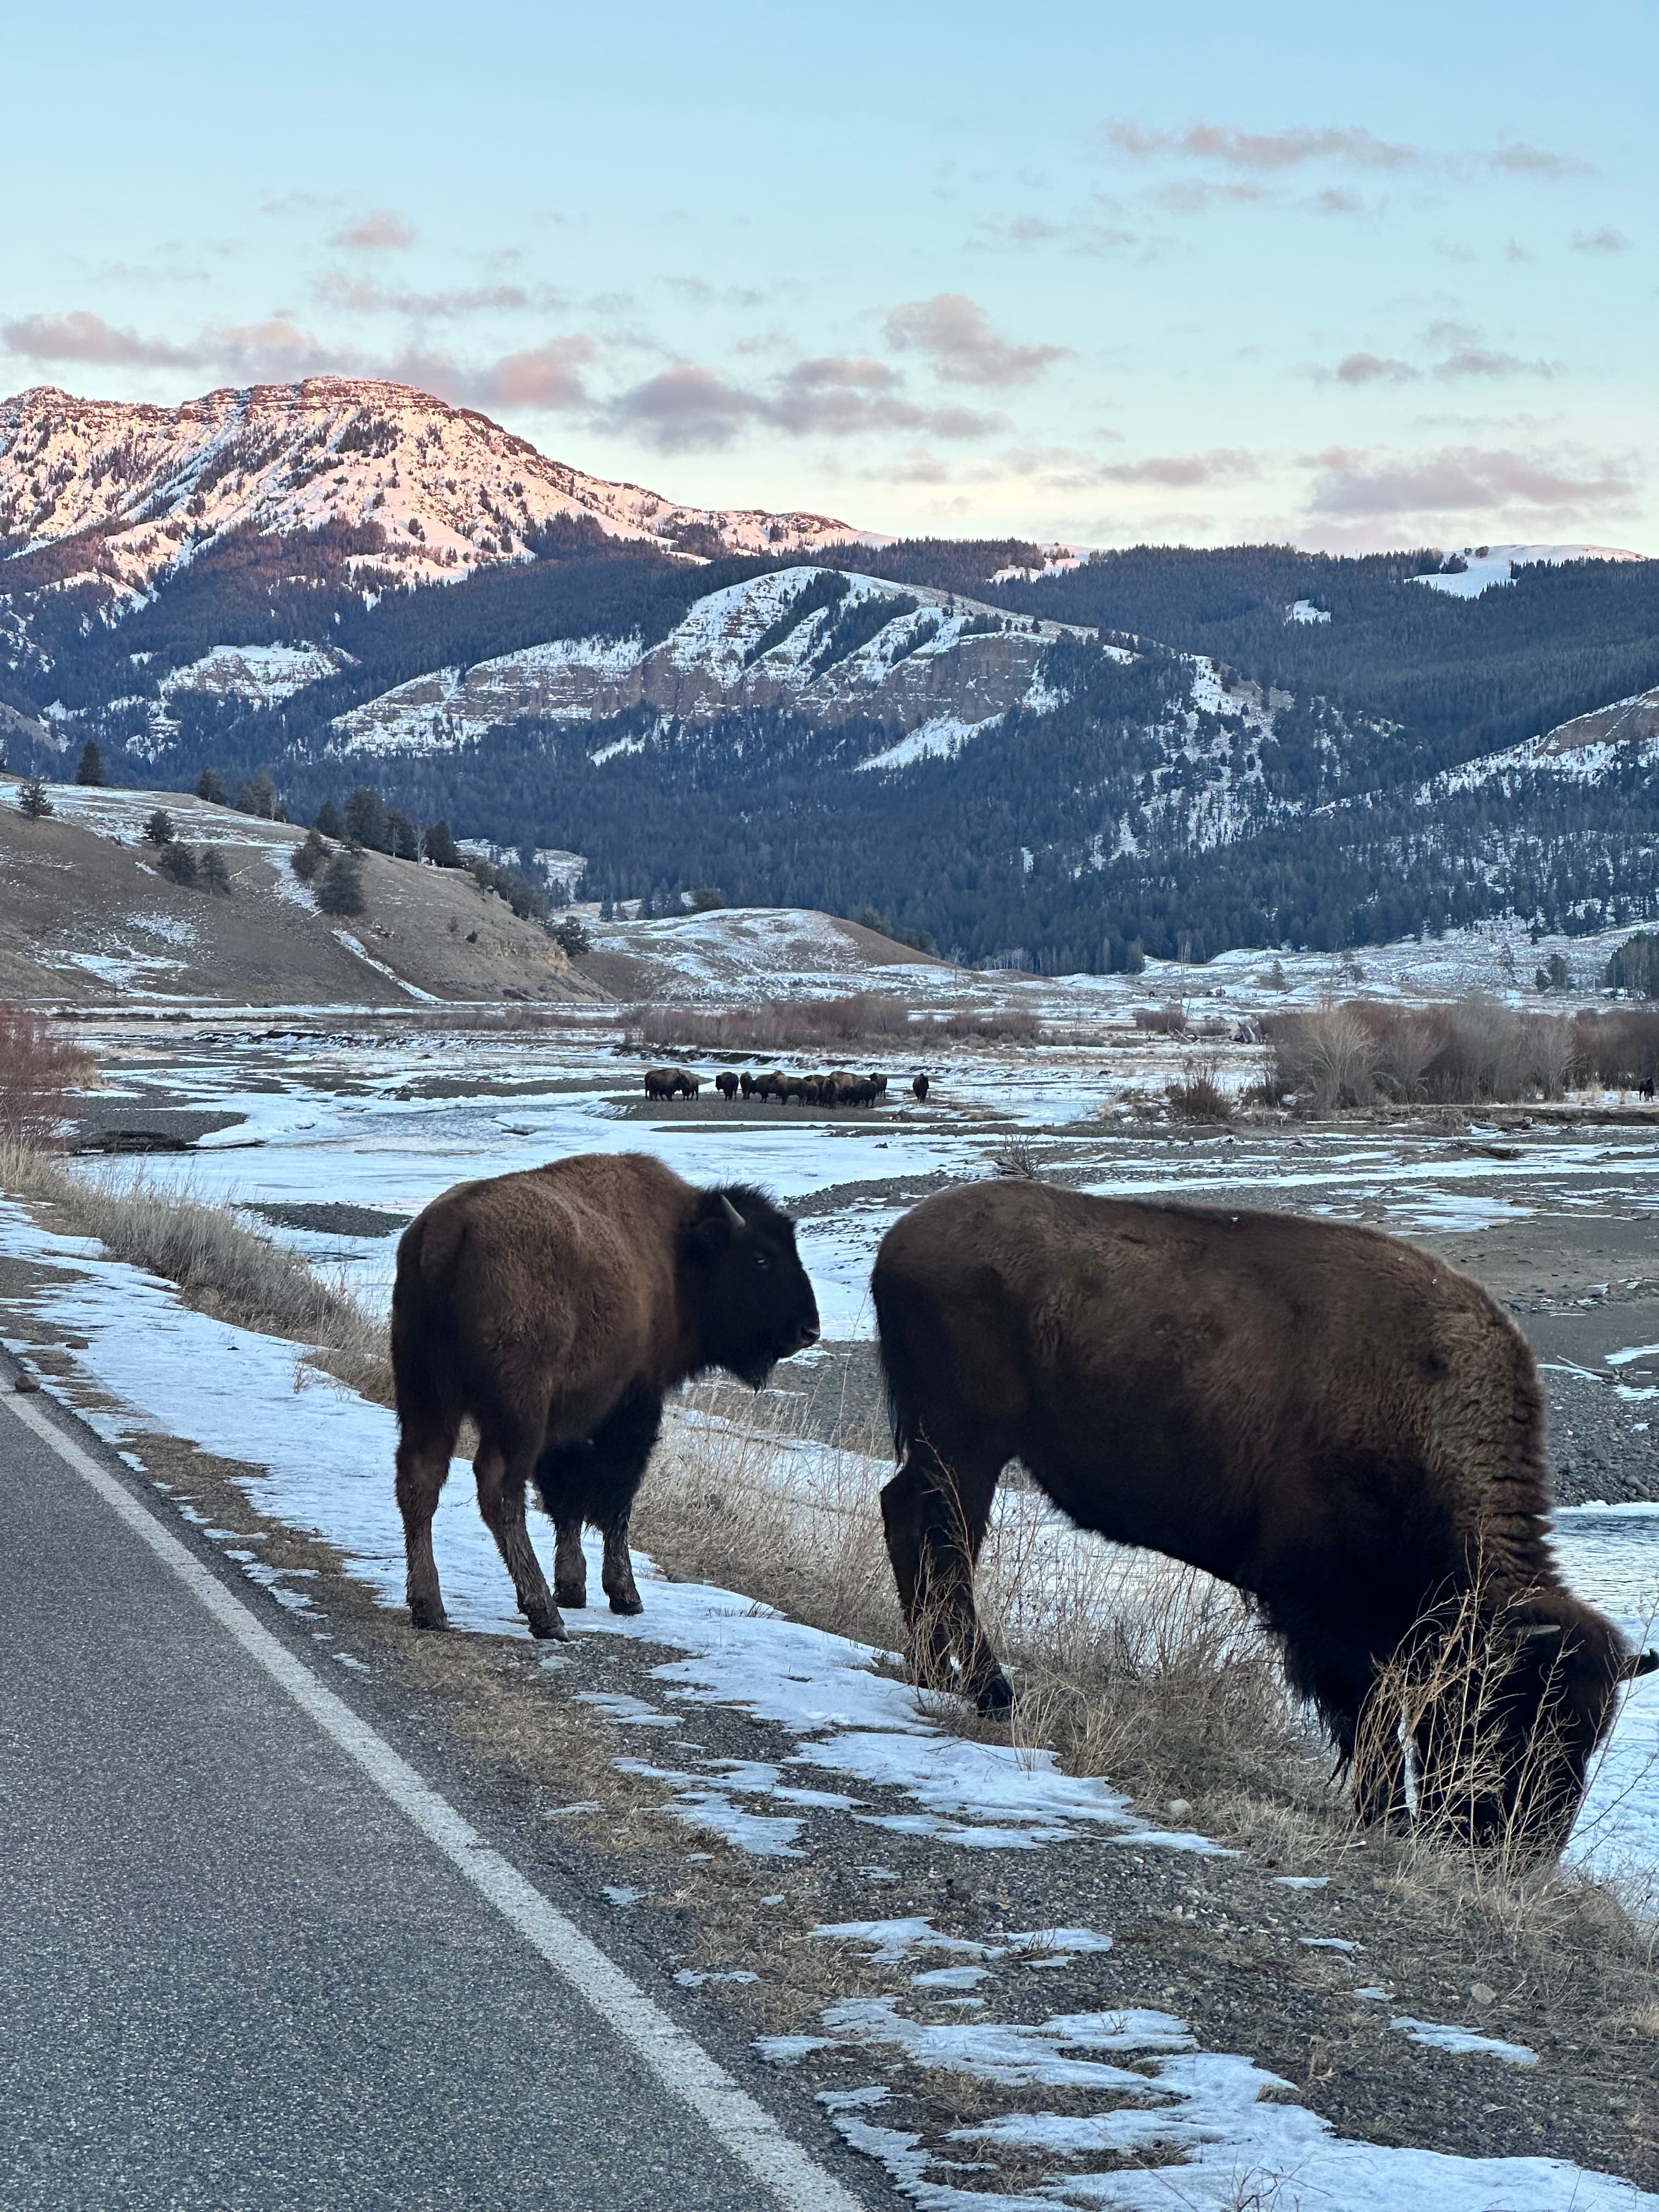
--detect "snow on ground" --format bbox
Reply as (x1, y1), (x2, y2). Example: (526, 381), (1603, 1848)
(856, 714), (1001, 772)
(1412, 545), (1647, 600)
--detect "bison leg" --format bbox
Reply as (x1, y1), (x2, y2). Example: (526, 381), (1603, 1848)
(592, 1389), (662, 1615)
(881, 1441), (1011, 1713)
(532, 1438), (595, 1607)
(553, 1515), (589, 1609)
(396, 1426), (455, 1632)
(474, 1442), (566, 1641)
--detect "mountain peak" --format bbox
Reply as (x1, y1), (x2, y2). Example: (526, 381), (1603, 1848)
(0, 376), (866, 598)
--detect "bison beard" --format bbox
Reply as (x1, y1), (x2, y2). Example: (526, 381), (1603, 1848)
(872, 1182), (1656, 1860)
(391, 1153), (818, 1643)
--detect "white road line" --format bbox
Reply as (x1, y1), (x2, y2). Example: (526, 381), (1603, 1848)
(3, 1386), (864, 2212)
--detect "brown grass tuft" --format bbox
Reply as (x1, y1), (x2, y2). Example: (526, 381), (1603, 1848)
(0, 1005), (97, 1146)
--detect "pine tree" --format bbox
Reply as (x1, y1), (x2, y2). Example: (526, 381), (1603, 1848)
(74, 741), (105, 787)
(196, 767), (227, 804)
(317, 851), (366, 916)
(143, 809), (175, 847)
(18, 777), (53, 820)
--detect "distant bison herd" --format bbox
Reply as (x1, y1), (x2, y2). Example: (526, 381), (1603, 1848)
(646, 1065), (916, 1108)
(392, 1150), (1656, 1862)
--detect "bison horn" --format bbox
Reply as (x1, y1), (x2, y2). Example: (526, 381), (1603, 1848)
(718, 1193), (744, 1229)
(1518, 1622), (1563, 1643)
(1621, 1647), (1659, 1680)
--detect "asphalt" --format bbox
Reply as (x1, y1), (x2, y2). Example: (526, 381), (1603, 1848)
(0, 1390), (818, 2212)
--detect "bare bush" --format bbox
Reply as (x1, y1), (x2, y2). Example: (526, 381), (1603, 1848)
(1573, 1008), (1659, 1090)
(625, 995), (1042, 1053)
(1265, 997), (1598, 1113)
(0, 1007), (95, 1146)
(1165, 1053), (1233, 1123)
(1132, 1002), (1189, 1036)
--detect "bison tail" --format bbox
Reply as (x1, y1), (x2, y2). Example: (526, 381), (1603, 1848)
(872, 1267), (926, 1465)
(391, 1214), (465, 1436)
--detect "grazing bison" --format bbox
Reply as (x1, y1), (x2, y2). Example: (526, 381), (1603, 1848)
(714, 1070), (739, 1102)
(642, 1067), (680, 1101)
(872, 1182), (1655, 1855)
(739, 1071), (757, 1099)
(670, 1068), (700, 1100)
(911, 1073), (930, 1102)
(392, 1153), (820, 1641)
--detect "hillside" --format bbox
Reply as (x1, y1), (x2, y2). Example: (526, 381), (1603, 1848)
(3, 376), (1656, 972)
(0, 780), (601, 1006)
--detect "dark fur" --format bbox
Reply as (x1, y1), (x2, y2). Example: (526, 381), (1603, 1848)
(911, 1073), (929, 1101)
(872, 1182), (1652, 1854)
(714, 1070), (740, 1101)
(391, 1153), (818, 1641)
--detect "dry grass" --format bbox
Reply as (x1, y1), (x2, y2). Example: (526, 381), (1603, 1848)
(0, 1137), (387, 1373)
(1132, 1002), (1189, 1036)
(0, 1005), (97, 1144)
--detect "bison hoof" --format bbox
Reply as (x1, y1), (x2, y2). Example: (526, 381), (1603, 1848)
(527, 1611), (570, 1643)
(975, 1673), (1015, 1716)
(409, 1600), (449, 1632)
(607, 1590), (645, 1616)
(554, 1583), (589, 1609)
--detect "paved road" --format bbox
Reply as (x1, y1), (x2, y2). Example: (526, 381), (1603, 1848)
(0, 1386), (854, 2211)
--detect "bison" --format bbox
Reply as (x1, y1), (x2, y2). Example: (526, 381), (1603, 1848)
(872, 1181), (1655, 1857)
(739, 1071), (757, 1099)
(714, 1070), (739, 1102)
(392, 1153), (820, 1641)
(911, 1073), (930, 1102)
(642, 1067), (680, 1101)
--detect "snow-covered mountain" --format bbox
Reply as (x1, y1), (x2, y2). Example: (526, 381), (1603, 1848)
(0, 377), (865, 602)
(329, 568), (1087, 758)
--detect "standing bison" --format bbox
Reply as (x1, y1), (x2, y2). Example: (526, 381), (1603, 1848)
(392, 1153), (820, 1640)
(714, 1070), (739, 1102)
(872, 1182), (1654, 1857)
(911, 1073), (930, 1102)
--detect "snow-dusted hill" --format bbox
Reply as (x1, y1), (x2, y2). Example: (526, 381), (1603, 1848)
(1413, 544), (1646, 599)
(330, 568), (1086, 757)
(0, 378), (864, 602)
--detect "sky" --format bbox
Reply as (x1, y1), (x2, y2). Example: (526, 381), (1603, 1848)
(3, 0), (1653, 554)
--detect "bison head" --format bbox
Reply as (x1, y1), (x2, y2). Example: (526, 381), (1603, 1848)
(684, 1184), (820, 1387)
(1416, 1591), (1657, 1861)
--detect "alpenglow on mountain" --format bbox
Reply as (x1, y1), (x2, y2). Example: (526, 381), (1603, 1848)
(2, 376), (1656, 970)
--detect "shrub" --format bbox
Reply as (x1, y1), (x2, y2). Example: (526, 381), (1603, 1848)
(1572, 1008), (1659, 1089)
(1535, 951), (1572, 993)
(550, 915), (591, 956)
(689, 885), (725, 912)
(289, 829), (329, 884)
(1132, 1002), (1189, 1036)
(18, 777), (53, 820)
(314, 799), (346, 840)
(317, 851), (366, 916)
(200, 847), (232, 896)
(142, 809), (175, 847)
(195, 767), (227, 804)
(156, 840), (199, 887)
(1263, 998), (1588, 1113)
(0, 1005), (95, 1144)
(1166, 1053), (1232, 1122)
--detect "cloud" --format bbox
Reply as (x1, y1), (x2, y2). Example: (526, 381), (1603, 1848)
(1572, 226), (1629, 252)
(1102, 120), (1420, 172)
(1335, 352), (1420, 385)
(473, 336), (596, 411)
(0, 309), (204, 370)
(1432, 347), (1559, 381)
(1093, 448), (1260, 488)
(606, 355), (1006, 452)
(1306, 188), (1363, 216)
(882, 293), (1066, 388)
(1153, 179), (1265, 213)
(329, 208), (418, 252)
(969, 212), (1064, 250)
(1303, 443), (1638, 526)
(1491, 141), (1592, 178)
(314, 270), (558, 319)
